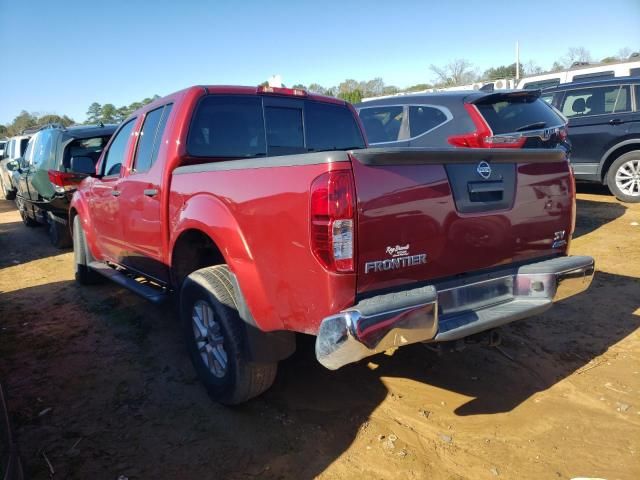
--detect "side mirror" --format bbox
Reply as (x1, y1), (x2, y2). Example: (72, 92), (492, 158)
(70, 156), (96, 175)
(5, 160), (20, 172)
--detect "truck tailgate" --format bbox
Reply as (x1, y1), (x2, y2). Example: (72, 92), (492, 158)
(349, 148), (574, 295)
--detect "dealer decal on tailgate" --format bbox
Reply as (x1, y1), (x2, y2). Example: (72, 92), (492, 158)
(365, 244), (428, 274)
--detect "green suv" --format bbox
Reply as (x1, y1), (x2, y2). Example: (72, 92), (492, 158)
(8, 124), (116, 247)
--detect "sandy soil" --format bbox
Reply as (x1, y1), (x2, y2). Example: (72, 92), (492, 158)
(0, 185), (638, 480)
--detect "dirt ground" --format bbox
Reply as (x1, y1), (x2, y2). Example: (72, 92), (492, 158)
(0, 185), (639, 480)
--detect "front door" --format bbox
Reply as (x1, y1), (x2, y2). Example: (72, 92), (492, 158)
(90, 118), (137, 262)
(117, 104), (173, 281)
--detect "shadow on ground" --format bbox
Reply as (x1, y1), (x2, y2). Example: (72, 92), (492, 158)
(574, 198), (626, 238)
(1, 264), (638, 478)
(0, 203), (68, 269)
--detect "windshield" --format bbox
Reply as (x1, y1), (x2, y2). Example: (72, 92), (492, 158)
(63, 135), (111, 171)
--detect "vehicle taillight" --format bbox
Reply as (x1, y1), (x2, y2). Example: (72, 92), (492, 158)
(48, 170), (87, 192)
(448, 104), (526, 148)
(310, 170), (356, 273)
(559, 126), (568, 142)
(257, 86), (307, 97)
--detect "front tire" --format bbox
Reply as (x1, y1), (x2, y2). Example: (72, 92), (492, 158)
(607, 151), (640, 203)
(180, 265), (277, 405)
(73, 215), (103, 285)
(0, 179), (15, 200)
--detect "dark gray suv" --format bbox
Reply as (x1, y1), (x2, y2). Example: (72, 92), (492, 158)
(354, 89), (569, 151)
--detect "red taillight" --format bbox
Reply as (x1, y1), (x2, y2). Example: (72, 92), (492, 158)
(48, 170), (86, 191)
(448, 104), (526, 149)
(559, 126), (568, 141)
(257, 86), (307, 97)
(310, 170), (356, 273)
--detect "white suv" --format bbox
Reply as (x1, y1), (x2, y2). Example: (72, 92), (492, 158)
(0, 134), (31, 199)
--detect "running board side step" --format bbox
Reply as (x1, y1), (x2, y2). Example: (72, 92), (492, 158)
(88, 262), (168, 304)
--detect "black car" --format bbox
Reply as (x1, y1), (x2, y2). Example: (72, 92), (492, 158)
(354, 89), (569, 151)
(7, 124), (116, 247)
(542, 77), (640, 203)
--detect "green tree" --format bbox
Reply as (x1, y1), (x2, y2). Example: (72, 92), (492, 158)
(337, 89), (363, 104)
(100, 104), (118, 123)
(9, 111), (37, 136)
(482, 63), (517, 80)
(405, 83), (432, 92)
(38, 114), (75, 127)
(308, 83), (326, 95)
(86, 102), (102, 124)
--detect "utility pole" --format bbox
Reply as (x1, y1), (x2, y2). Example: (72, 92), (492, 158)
(516, 41), (520, 82)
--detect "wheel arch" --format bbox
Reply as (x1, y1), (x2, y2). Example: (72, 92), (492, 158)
(599, 140), (640, 183)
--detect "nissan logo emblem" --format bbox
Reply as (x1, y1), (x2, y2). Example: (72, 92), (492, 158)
(477, 161), (492, 179)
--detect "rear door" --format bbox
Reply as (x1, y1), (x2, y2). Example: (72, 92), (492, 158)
(117, 104), (173, 281)
(350, 148), (574, 295)
(558, 84), (637, 177)
(91, 118), (137, 261)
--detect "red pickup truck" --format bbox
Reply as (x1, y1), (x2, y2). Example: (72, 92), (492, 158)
(70, 85), (594, 404)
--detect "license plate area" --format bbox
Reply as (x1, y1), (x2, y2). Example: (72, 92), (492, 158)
(437, 275), (514, 316)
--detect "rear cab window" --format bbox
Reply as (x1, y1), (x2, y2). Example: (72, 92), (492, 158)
(186, 95), (364, 158)
(475, 95), (564, 134)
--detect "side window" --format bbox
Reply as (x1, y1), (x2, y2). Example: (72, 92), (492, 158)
(562, 86), (630, 118)
(540, 93), (554, 105)
(26, 134), (42, 167)
(133, 106), (164, 172)
(21, 138), (34, 167)
(409, 106), (448, 137)
(523, 79), (560, 90)
(102, 119), (136, 177)
(612, 85), (631, 113)
(33, 131), (53, 168)
(358, 106), (404, 143)
(19, 138), (29, 157)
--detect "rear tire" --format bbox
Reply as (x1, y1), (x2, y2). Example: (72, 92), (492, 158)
(180, 265), (277, 405)
(607, 151), (640, 203)
(73, 215), (103, 285)
(48, 215), (73, 249)
(16, 198), (38, 227)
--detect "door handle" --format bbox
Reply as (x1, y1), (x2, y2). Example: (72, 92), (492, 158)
(111, 190), (121, 197)
(609, 118), (624, 125)
(143, 188), (158, 197)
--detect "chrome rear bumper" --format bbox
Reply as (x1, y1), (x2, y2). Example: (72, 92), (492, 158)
(315, 255), (595, 370)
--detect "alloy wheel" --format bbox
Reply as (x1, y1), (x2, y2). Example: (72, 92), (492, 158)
(191, 300), (228, 378)
(615, 159), (640, 197)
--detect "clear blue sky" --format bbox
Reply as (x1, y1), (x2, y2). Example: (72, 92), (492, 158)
(1, 0), (639, 124)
